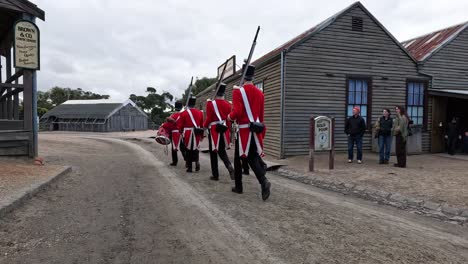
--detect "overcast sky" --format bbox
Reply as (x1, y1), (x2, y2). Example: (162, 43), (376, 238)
(33, 0), (468, 101)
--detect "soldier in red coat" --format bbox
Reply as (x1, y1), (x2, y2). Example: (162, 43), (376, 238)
(177, 96), (204, 172)
(227, 64), (271, 201)
(162, 101), (186, 166)
(203, 83), (234, 181)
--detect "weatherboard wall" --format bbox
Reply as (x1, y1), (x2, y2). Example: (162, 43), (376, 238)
(282, 5), (427, 156)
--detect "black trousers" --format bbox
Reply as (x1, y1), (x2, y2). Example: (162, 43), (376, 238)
(234, 133), (267, 190)
(186, 136), (199, 170)
(170, 133), (186, 164)
(242, 158), (250, 174)
(447, 135), (458, 155)
(395, 135), (407, 167)
(208, 132), (232, 178)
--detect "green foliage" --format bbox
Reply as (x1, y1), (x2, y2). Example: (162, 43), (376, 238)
(181, 77), (217, 103)
(47, 87), (110, 106)
(37, 107), (49, 117)
(37, 86), (110, 117)
(130, 88), (174, 125)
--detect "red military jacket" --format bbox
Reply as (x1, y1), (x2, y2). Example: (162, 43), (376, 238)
(162, 111), (182, 150)
(177, 108), (204, 150)
(162, 112), (181, 131)
(203, 99), (232, 151)
(228, 83), (266, 157)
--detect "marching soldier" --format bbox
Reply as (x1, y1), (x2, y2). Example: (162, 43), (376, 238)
(204, 83), (234, 181)
(227, 64), (271, 201)
(177, 96), (204, 172)
(163, 101), (186, 166)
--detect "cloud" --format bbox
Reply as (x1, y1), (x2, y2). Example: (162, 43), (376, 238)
(33, 0), (468, 101)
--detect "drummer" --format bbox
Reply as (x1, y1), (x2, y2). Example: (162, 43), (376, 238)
(163, 101), (186, 166)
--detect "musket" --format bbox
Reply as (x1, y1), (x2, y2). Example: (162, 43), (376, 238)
(212, 59), (229, 100)
(239, 26), (260, 86)
(185, 76), (194, 107)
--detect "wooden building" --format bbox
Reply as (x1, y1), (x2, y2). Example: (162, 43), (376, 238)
(40, 99), (148, 132)
(402, 22), (468, 153)
(0, 0), (44, 157)
(197, 2), (428, 158)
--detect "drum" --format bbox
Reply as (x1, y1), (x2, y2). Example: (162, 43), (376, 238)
(155, 127), (171, 145)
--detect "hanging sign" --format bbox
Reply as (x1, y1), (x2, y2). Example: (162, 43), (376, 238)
(217, 55), (236, 80)
(13, 20), (40, 70)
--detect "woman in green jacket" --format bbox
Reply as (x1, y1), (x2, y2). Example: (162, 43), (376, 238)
(393, 106), (409, 168)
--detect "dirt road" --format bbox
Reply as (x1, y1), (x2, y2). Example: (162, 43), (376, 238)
(1, 133), (468, 263)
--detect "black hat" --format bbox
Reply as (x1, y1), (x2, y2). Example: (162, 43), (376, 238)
(216, 83), (226, 96)
(188, 96), (196, 107)
(241, 64), (255, 81)
(174, 101), (183, 111)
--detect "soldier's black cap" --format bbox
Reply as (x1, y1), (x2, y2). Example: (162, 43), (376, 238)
(241, 64), (255, 81)
(188, 96), (197, 107)
(216, 83), (226, 96)
(174, 101), (183, 111)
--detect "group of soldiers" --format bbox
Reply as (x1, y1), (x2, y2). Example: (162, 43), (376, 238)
(160, 64), (271, 201)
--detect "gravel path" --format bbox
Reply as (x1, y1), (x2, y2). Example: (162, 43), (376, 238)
(0, 133), (467, 263)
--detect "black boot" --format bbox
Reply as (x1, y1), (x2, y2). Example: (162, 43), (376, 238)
(231, 187), (243, 194)
(261, 181), (271, 201)
(210, 176), (219, 181)
(195, 162), (200, 172)
(169, 162), (177, 166)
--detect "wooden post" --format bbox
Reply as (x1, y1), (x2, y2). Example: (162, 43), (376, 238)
(6, 48), (12, 120)
(309, 115), (315, 172)
(329, 117), (335, 170)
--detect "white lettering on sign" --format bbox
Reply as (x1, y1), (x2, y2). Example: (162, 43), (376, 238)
(14, 21), (40, 70)
(314, 116), (333, 151)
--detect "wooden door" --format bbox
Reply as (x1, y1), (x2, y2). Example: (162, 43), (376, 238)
(431, 96), (447, 152)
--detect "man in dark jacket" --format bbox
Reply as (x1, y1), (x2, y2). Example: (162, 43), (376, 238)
(345, 107), (367, 164)
(445, 117), (462, 155)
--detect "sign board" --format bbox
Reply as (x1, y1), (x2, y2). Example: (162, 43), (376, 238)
(13, 20), (40, 70)
(314, 116), (332, 151)
(217, 55), (236, 80)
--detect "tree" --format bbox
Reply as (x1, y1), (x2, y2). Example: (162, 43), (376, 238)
(130, 88), (174, 125)
(47, 86), (110, 106)
(38, 87), (111, 117)
(181, 77), (217, 103)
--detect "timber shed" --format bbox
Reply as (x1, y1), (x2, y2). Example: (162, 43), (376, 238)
(402, 22), (468, 153)
(41, 99), (148, 132)
(198, 1), (427, 158)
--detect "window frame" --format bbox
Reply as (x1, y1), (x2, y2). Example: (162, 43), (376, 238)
(345, 76), (373, 131)
(254, 80), (264, 93)
(406, 79), (428, 130)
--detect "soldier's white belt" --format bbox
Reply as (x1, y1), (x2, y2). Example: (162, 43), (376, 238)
(183, 128), (194, 131)
(171, 130), (180, 133)
(238, 124), (250, 129)
(209, 121), (225, 127)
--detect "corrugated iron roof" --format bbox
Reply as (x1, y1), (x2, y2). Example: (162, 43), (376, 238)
(42, 103), (123, 119)
(402, 22), (468, 61)
(42, 99), (147, 119)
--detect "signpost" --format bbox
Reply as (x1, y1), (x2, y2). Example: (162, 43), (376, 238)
(217, 55), (235, 80)
(309, 115), (335, 172)
(13, 20), (40, 70)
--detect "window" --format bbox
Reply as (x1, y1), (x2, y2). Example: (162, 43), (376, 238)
(352, 17), (363, 32)
(254, 81), (264, 93)
(407, 81), (425, 125)
(347, 78), (370, 125)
